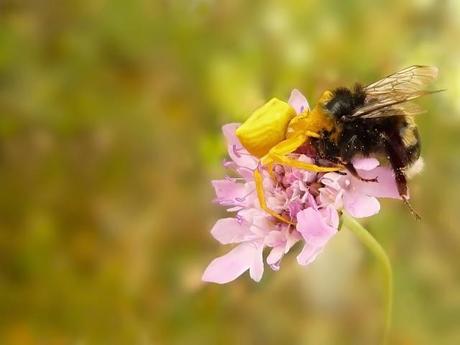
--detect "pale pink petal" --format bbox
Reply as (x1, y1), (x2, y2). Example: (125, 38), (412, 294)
(210, 218), (251, 244)
(283, 171), (298, 186)
(249, 213), (276, 236)
(249, 242), (265, 282)
(343, 190), (380, 218)
(320, 172), (343, 190)
(352, 157), (380, 171)
(267, 246), (285, 269)
(296, 208), (338, 248)
(286, 230), (302, 250)
(297, 154), (315, 164)
(226, 206), (243, 212)
(305, 193), (319, 210)
(212, 179), (246, 202)
(288, 89), (310, 114)
(202, 243), (256, 284)
(267, 195), (286, 213)
(318, 186), (338, 208)
(238, 208), (265, 224)
(222, 123), (241, 148)
(222, 124), (258, 170)
(265, 231), (285, 247)
(319, 205), (340, 228)
(236, 167), (254, 181)
(297, 244), (323, 266)
(353, 167), (401, 199)
(288, 198), (303, 218)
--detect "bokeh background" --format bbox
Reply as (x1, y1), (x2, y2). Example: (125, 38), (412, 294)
(1, 0), (460, 344)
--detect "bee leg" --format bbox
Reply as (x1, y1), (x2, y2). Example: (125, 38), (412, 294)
(402, 195), (421, 221)
(253, 168), (295, 225)
(384, 138), (421, 220)
(344, 162), (378, 183)
(393, 167), (421, 220)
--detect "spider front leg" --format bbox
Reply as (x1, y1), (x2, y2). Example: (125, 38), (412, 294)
(267, 154), (343, 173)
(263, 133), (343, 173)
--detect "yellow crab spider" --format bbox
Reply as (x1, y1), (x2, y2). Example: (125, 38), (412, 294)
(236, 91), (343, 224)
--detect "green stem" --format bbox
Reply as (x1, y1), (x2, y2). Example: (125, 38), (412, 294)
(341, 213), (393, 345)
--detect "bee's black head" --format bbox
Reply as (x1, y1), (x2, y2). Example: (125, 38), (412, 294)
(325, 84), (366, 119)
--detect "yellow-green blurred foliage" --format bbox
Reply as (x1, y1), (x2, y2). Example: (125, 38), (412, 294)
(0, 0), (460, 344)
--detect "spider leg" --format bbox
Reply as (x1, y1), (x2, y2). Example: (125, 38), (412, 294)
(253, 169), (295, 225)
(267, 154), (342, 172)
(262, 133), (342, 172)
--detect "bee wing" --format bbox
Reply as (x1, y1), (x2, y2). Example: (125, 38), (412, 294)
(365, 65), (438, 95)
(358, 102), (426, 119)
(351, 65), (439, 118)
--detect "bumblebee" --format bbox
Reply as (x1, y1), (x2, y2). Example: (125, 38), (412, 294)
(236, 65), (440, 222)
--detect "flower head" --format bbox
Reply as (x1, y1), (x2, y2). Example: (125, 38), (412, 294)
(203, 90), (401, 284)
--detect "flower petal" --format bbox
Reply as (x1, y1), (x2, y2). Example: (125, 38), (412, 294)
(222, 124), (258, 170)
(245, 210), (276, 237)
(288, 198), (303, 218)
(296, 208), (338, 266)
(296, 208), (338, 247)
(352, 157), (380, 171)
(267, 246), (285, 269)
(202, 243), (256, 284)
(265, 231), (285, 247)
(210, 218), (251, 244)
(212, 179), (246, 202)
(353, 166), (401, 199)
(343, 190), (380, 218)
(320, 172), (343, 190)
(288, 89), (310, 114)
(297, 244), (323, 266)
(319, 205), (340, 228)
(286, 230), (302, 250)
(249, 242), (265, 282)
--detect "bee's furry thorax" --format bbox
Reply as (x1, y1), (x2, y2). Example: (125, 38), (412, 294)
(325, 84), (366, 119)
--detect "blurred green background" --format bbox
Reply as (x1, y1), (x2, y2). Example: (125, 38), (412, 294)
(1, 0), (460, 344)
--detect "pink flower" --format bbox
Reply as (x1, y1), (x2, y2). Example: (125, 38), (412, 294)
(203, 124), (305, 283)
(203, 90), (402, 284)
